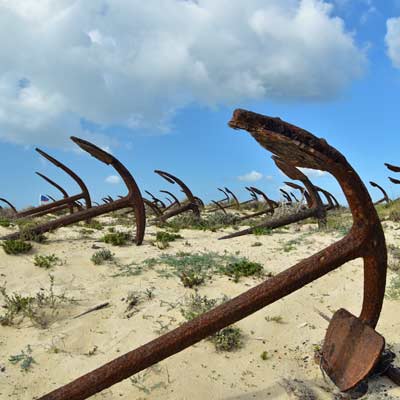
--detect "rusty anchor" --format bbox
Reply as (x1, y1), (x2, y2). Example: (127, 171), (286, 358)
(160, 189), (181, 211)
(0, 198), (17, 214)
(145, 190), (166, 209)
(220, 157), (327, 239)
(370, 181), (390, 205)
(35, 172), (82, 214)
(1, 137), (146, 245)
(279, 188), (292, 203)
(154, 170), (200, 222)
(38, 109), (393, 399)
(12, 148), (92, 220)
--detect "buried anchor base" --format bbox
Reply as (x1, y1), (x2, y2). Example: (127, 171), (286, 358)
(317, 309), (400, 398)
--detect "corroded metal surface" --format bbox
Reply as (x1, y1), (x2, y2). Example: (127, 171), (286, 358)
(370, 181), (390, 205)
(154, 170), (200, 221)
(38, 109), (387, 400)
(322, 309), (385, 392)
(1, 137), (146, 245)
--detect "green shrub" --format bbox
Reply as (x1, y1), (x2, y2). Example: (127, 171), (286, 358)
(16, 221), (46, 243)
(252, 227), (272, 236)
(156, 231), (183, 243)
(181, 292), (242, 351)
(0, 217), (11, 227)
(33, 254), (61, 269)
(91, 249), (114, 265)
(0, 275), (75, 328)
(85, 219), (104, 230)
(101, 231), (131, 246)
(9, 345), (37, 372)
(222, 260), (264, 282)
(213, 327), (242, 351)
(179, 270), (205, 288)
(2, 239), (32, 255)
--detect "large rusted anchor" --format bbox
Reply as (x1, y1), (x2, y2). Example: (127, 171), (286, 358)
(38, 109), (396, 399)
(12, 148), (92, 220)
(370, 181), (390, 205)
(154, 170), (200, 222)
(220, 157), (327, 239)
(1, 137), (146, 245)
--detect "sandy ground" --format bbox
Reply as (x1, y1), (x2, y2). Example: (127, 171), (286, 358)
(0, 214), (399, 400)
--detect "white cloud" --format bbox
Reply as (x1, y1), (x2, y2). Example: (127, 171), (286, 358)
(0, 0), (365, 147)
(386, 17), (400, 68)
(105, 175), (121, 184)
(238, 170), (263, 182)
(298, 167), (328, 178)
(265, 175), (273, 181)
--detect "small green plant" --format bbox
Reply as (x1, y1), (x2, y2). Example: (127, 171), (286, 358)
(163, 212), (240, 232)
(101, 231), (131, 246)
(386, 274), (400, 300)
(265, 315), (284, 323)
(91, 249), (114, 265)
(123, 288), (154, 318)
(260, 351), (270, 360)
(179, 270), (205, 288)
(213, 326), (242, 351)
(252, 227), (272, 236)
(251, 242), (263, 247)
(108, 226), (115, 233)
(156, 231), (183, 243)
(33, 254), (62, 269)
(9, 345), (37, 372)
(181, 292), (242, 351)
(17, 220), (46, 243)
(2, 239), (32, 255)
(85, 219), (104, 230)
(222, 260), (264, 282)
(0, 275), (75, 328)
(0, 217), (11, 227)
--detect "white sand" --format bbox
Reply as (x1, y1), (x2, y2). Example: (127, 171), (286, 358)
(0, 217), (399, 400)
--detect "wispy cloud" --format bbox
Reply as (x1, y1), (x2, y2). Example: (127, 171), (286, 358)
(238, 170), (263, 182)
(105, 175), (121, 184)
(298, 168), (328, 178)
(386, 17), (400, 68)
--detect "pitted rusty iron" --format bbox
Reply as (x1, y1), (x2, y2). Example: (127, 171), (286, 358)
(145, 190), (166, 209)
(279, 188), (292, 203)
(250, 186), (279, 208)
(154, 170), (200, 222)
(12, 148), (92, 220)
(237, 186), (276, 222)
(160, 189), (181, 211)
(0, 198), (17, 214)
(224, 187), (240, 209)
(370, 181), (390, 205)
(38, 109), (392, 399)
(1, 137), (146, 245)
(209, 187), (258, 212)
(284, 181), (312, 207)
(211, 200), (228, 214)
(220, 157), (327, 239)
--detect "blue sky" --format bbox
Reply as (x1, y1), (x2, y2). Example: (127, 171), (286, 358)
(1, 0), (400, 209)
